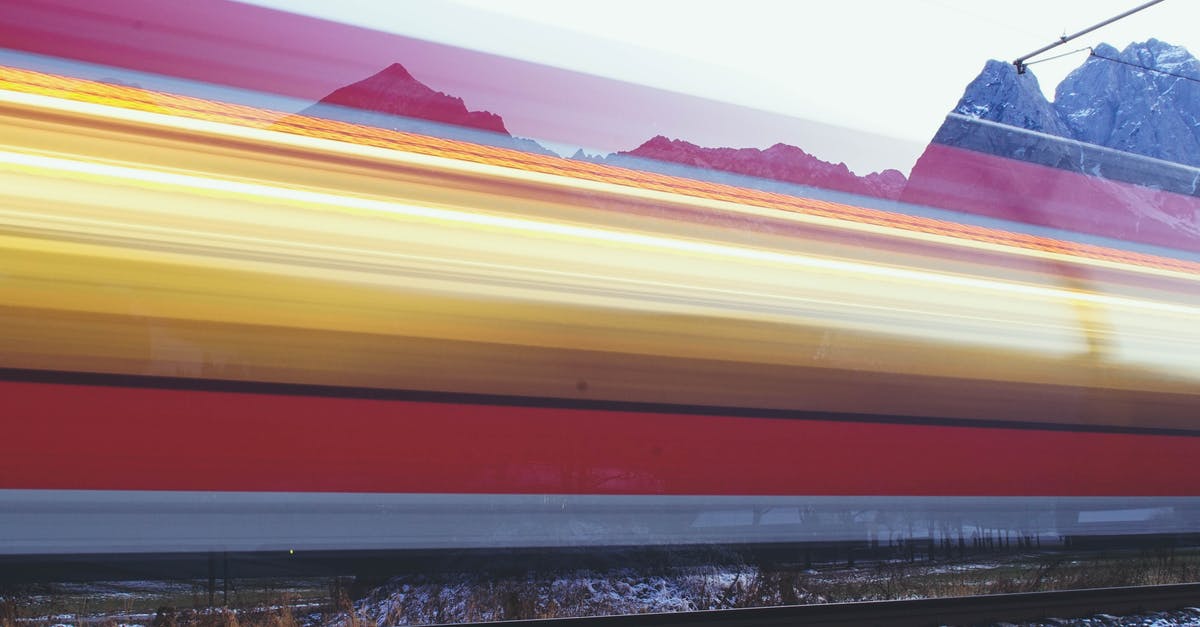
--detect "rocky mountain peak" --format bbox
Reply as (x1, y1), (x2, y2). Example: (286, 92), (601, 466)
(314, 62), (508, 135)
(903, 39), (1200, 254)
(943, 59), (1073, 140)
(616, 135), (906, 200)
(1053, 39), (1200, 167)
(376, 62), (417, 82)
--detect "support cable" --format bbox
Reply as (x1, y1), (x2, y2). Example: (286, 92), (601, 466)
(1013, 0), (1168, 74)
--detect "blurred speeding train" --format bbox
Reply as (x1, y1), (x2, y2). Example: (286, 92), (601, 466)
(3, 58), (1200, 558)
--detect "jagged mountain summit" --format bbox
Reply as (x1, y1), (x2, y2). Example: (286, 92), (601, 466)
(1056, 39), (1200, 167)
(903, 39), (1200, 253)
(299, 63), (553, 155)
(316, 62), (507, 134)
(604, 135), (907, 200)
(296, 62), (906, 200)
(933, 39), (1200, 165)
(948, 59), (1073, 138)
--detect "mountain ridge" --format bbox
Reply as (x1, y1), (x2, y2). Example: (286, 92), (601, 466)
(298, 62), (906, 200)
(606, 135), (907, 199)
(315, 62), (508, 135)
(298, 62), (555, 155)
(903, 39), (1200, 252)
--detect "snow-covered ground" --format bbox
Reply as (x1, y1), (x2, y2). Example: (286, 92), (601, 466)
(345, 566), (764, 625)
(1016, 607), (1200, 626)
(5, 550), (1199, 626)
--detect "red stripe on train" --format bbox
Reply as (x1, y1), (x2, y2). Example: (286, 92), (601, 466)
(2, 379), (1196, 496)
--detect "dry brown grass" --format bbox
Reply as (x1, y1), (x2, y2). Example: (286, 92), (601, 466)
(790, 548), (1200, 603)
(1, 598), (18, 627)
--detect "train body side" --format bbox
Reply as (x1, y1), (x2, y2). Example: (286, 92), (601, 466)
(2, 72), (1200, 555)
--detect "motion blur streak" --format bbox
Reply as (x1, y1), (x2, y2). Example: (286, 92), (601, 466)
(3, 64), (1200, 431)
(3, 149), (1200, 320)
(4, 53), (1200, 555)
(4, 63), (1200, 275)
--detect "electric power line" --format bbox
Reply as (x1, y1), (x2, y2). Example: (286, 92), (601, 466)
(1088, 50), (1200, 83)
(1021, 46), (1093, 68)
(1013, 0), (1169, 74)
(1016, 44), (1200, 86)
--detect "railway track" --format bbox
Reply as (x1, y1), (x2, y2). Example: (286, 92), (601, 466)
(457, 583), (1200, 627)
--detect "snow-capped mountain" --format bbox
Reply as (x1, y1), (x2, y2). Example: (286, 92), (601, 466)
(946, 59), (1074, 139)
(929, 39), (1200, 168)
(1056, 39), (1200, 167)
(903, 40), (1200, 253)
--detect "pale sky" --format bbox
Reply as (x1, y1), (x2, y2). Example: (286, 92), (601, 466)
(241, 1), (1198, 174)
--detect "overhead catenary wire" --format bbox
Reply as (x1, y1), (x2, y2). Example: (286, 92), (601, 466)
(1089, 49), (1200, 83)
(1020, 46), (1094, 68)
(1020, 45), (1200, 85)
(1013, 0), (1168, 74)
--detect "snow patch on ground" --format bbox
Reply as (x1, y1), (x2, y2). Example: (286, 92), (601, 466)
(1017, 606), (1200, 626)
(340, 566), (782, 625)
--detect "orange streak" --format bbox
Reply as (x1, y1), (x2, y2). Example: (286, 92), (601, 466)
(3, 64), (1199, 275)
